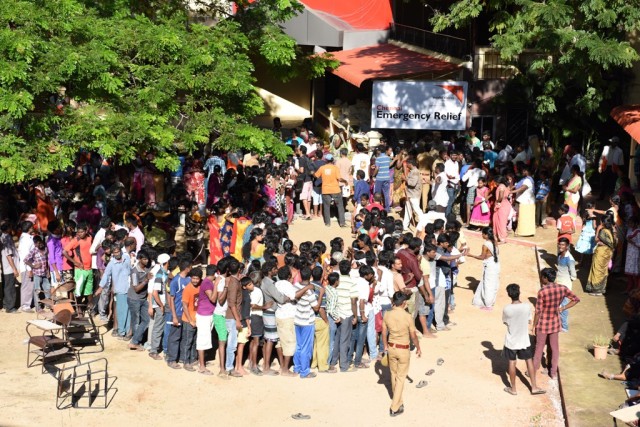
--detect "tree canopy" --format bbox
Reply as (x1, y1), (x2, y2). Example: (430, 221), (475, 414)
(431, 0), (640, 145)
(0, 0), (336, 183)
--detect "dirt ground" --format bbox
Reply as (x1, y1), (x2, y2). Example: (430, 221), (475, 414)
(0, 217), (562, 427)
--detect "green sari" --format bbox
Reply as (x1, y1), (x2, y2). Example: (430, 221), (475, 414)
(586, 228), (616, 293)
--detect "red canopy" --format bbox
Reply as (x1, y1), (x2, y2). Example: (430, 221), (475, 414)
(611, 104), (640, 142)
(329, 44), (460, 88)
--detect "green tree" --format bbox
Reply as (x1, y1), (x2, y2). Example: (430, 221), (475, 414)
(431, 0), (640, 146)
(0, 0), (337, 183)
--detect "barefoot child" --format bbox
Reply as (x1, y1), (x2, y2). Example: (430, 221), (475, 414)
(235, 276), (254, 376)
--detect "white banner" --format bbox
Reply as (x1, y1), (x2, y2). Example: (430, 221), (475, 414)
(371, 80), (468, 130)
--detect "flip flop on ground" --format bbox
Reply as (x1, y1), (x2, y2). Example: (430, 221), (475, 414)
(416, 380), (428, 388)
(504, 387), (517, 396)
(291, 413), (311, 420)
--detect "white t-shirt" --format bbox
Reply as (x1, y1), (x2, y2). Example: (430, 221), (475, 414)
(502, 303), (532, 350)
(356, 277), (372, 315)
(213, 276), (228, 316)
(275, 279), (297, 319)
(444, 159), (460, 184)
(516, 176), (535, 204)
(250, 287), (264, 316)
(374, 266), (395, 307)
(416, 211), (447, 232)
(462, 168), (486, 188)
(352, 153), (370, 181)
(432, 172), (449, 207)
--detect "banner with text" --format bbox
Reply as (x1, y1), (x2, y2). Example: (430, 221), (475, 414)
(371, 80), (468, 130)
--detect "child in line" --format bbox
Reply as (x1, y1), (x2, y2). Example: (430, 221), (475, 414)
(235, 276), (254, 376)
(574, 203), (597, 266)
(249, 272), (268, 375)
(535, 170), (551, 228)
(181, 267), (202, 371)
(557, 204), (575, 244)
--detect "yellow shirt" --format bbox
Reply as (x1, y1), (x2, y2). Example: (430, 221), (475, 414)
(384, 306), (415, 346)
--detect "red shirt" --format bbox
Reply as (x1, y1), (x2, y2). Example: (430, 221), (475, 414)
(396, 248), (421, 288)
(535, 283), (580, 334)
(557, 214), (575, 243)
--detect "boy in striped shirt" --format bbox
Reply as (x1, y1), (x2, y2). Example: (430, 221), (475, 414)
(293, 267), (319, 378)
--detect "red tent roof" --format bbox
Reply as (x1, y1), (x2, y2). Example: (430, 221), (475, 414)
(300, 0), (392, 30)
(330, 44), (461, 87)
(611, 105), (640, 143)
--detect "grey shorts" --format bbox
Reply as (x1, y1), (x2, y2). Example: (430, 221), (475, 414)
(415, 292), (430, 316)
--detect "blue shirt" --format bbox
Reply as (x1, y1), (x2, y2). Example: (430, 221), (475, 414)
(535, 179), (551, 200)
(354, 179), (370, 202)
(286, 136), (303, 146)
(99, 254), (132, 294)
(376, 154), (391, 181)
(170, 275), (190, 317)
(484, 150), (498, 169)
(204, 156), (226, 176)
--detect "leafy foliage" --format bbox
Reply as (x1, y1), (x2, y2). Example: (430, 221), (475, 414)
(0, 0), (337, 184)
(431, 0), (640, 145)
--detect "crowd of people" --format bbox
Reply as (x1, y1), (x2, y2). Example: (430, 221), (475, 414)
(1, 123), (639, 415)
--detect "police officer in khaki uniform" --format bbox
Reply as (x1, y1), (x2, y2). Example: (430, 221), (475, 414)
(382, 291), (422, 417)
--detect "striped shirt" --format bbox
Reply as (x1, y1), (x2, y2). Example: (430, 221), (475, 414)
(335, 275), (358, 319)
(376, 153), (391, 181)
(294, 282), (318, 326)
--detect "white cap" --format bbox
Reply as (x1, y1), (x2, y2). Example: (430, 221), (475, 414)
(157, 253), (170, 264)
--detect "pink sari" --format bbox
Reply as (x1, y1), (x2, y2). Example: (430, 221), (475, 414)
(492, 184), (512, 242)
(470, 186), (491, 227)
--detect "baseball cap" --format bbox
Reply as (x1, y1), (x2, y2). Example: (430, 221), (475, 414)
(609, 136), (620, 144)
(325, 154), (334, 161)
(157, 253), (170, 264)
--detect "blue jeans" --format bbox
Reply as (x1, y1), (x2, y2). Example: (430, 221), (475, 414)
(327, 316), (337, 366)
(181, 322), (197, 364)
(33, 275), (51, 308)
(294, 324), (315, 377)
(378, 304), (392, 353)
(350, 317), (368, 365)
(167, 320), (182, 363)
(446, 186), (456, 216)
(128, 298), (150, 346)
(330, 316), (353, 371)
(427, 288), (436, 330)
(163, 311), (172, 353)
(115, 293), (130, 337)
(366, 308), (378, 360)
(225, 319), (239, 371)
(560, 297), (569, 331)
(374, 180), (391, 212)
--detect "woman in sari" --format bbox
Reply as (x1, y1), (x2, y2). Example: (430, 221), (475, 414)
(586, 213), (617, 295)
(230, 209), (251, 262)
(492, 176), (512, 244)
(511, 165), (536, 237)
(184, 159), (206, 213)
(470, 227), (500, 310)
(563, 165), (582, 220)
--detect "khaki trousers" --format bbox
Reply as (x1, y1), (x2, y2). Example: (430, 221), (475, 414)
(311, 317), (329, 371)
(389, 346), (411, 411)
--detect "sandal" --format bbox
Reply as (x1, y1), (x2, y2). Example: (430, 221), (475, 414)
(504, 387), (517, 396)
(291, 413), (311, 420)
(437, 358), (445, 366)
(531, 389), (546, 395)
(598, 370), (614, 380)
(416, 380), (428, 388)
(425, 369), (435, 376)
(167, 362), (182, 370)
(184, 363), (196, 372)
(198, 369), (213, 375)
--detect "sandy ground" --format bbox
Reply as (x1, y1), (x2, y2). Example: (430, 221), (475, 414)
(0, 217), (562, 427)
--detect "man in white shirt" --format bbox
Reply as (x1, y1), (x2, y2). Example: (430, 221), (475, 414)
(498, 143), (513, 164)
(18, 221), (35, 312)
(125, 215), (145, 253)
(351, 143), (371, 182)
(502, 284), (545, 396)
(444, 151), (460, 216)
(599, 136), (624, 200)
